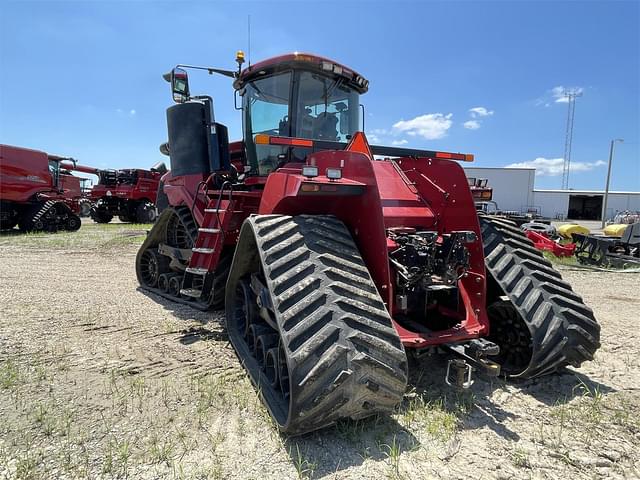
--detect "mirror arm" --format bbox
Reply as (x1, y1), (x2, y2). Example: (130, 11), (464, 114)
(175, 64), (237, 79)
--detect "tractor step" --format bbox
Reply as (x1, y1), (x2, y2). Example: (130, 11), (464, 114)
(185, 267), (208, 276)
(180, 288), (203, 298)
(204, 208), (225, 213)
(199, 228), (221, 234)
(192, 247), (215, 254)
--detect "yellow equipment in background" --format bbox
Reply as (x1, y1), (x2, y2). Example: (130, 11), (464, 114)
(603, 224), (628, 238)
(558, 224), (590, 239)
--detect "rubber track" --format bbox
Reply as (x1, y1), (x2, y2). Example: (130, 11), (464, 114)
(480, 215), (600, 378)
(232, 215), (408, 435)
(136, 206), (229, 310)
(21, 201), (80, 232)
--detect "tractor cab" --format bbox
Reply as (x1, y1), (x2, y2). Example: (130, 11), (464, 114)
(234, 54), (368, 175)
(164, 53), (367, 179)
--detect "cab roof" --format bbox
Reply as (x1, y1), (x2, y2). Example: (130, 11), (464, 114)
(234, 52), (369, 93)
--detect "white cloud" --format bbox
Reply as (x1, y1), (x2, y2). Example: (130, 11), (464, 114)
(505, 157), (606, 176)
(463, 120), (480, 130)
(366, 128), (390, 143)
(551, 86), (584, 103)
(392, 113), (453, 140)
(391, 139), (408, 146)
(469, 107), (494, 118)
(116, 108), (137, 117)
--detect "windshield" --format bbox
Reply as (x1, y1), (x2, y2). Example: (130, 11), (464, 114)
(243, 70), (360, 176)
(243, 72), (292, 175)
(48, 160), (60, 187)
(295, 71), (359, 142)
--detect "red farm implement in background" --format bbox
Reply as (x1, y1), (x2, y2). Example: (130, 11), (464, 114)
(61, 162), (166, 224)
(135, 52), (600, 435)
(0, 144), (82, 232)
(524, 230), (576, 257)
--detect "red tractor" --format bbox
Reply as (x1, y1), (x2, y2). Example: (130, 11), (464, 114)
(136, 52), (600, 435)
(61, 162), (166, 223)
(0, 144), (82, 232)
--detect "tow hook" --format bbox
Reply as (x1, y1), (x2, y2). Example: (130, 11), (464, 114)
(445, 358), (474, 389)
(443, 338), (501, 389)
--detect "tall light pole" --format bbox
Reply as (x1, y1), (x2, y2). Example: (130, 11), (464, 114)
(601, 138), (624, 228)
(561, 89), (583, 189)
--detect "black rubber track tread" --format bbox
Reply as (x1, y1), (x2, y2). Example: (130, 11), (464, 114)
(229, 215), (408, 435)
(20, 201), (80, 232)
(480, 215), (600, 378)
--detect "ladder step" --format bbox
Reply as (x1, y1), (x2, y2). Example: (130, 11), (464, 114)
(199, 228), (221, 234)
(185, 267), (208, 276)
(204, 208), (225, 213)
(192, 247), (215, 254)
(180, 288), (203, 298)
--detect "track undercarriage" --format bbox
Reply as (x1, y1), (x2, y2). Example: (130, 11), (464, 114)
(10, 200), (82, 233)
(136, 207), (601, 434)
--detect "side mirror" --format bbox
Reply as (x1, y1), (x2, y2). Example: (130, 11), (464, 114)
(164, 67), (190, 103)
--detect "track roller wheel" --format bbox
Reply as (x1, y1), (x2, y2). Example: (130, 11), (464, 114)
(168, 275), (182, 297)
(226, 215), (408, 435)
(233, 279), (256, 338)
(480, 215), (600, 379)
(137, 248), (169, 288)
(158, 273), (171, 292)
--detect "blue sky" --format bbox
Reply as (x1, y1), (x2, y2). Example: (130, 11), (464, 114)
(1, 0), (638, 191)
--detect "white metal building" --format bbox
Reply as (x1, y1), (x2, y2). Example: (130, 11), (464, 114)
(532, 189), (640, 220)
(464, 167), (640, 221)
(464, 167), (535, 212)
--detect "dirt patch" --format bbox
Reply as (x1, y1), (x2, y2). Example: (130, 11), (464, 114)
(0, 225), (638, 479)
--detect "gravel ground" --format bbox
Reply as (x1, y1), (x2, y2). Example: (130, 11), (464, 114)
(0, 224), (638, 479)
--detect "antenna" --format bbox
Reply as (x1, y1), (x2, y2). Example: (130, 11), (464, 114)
(561, 88), (582, 189)
(247, 15), (251, 67)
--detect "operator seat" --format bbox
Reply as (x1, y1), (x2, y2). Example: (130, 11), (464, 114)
(314, 112), (339, 141)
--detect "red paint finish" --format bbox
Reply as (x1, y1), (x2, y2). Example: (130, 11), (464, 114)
(0, 145), (55, 203)
(0, 144), (81, 212)
(165, 131), (487, 349)
(526, 230), (575, 257)
(63, 162), (163, 208)
(252, 133), (488, 348)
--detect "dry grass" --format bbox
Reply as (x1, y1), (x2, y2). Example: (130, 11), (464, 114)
(0, 225), (639, 479)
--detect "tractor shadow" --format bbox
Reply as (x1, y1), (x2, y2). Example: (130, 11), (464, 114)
(284, 354), (615, 478)
(0, 229), (27, 237)
(283, 414), (419, 478)
(137, 287), (228, 346)
(136, 287), (615, 477)
(406, 353), (615, 443)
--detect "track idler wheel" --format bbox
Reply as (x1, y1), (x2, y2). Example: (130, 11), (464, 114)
(66, 214), (81, 231)
(225, 215), (407, 435)
(137, 248), (169, 288)
(487, 299), (533, 375)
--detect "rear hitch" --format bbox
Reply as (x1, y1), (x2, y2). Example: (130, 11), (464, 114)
(445, 359), (474, 389)
(443, 339), (501, 389)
